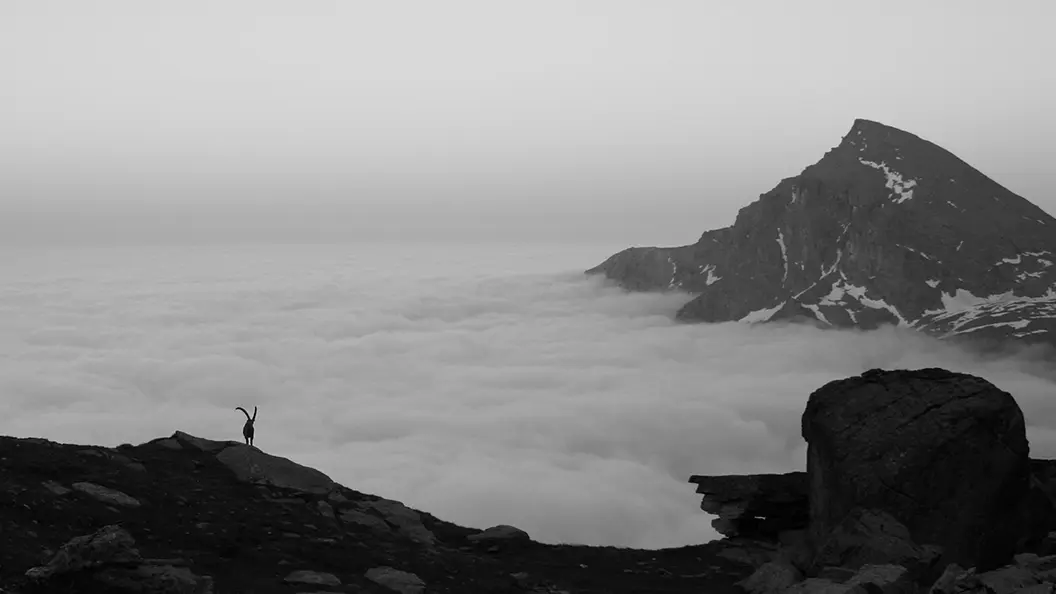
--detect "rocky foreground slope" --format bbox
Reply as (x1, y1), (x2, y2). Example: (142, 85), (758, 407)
(688, 368), (1056, 593)
(586, 119), (1056, 351)
(4, 369), (1056, 593)
(0, 431), (753, 594)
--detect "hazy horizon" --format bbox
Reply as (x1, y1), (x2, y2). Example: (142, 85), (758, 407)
(2, 1), (1055, 247)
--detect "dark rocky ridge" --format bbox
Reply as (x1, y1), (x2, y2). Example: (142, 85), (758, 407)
(687, 368), (1056, 593)
(586, 119), (1056, 351)
(0, 430), (756, 593)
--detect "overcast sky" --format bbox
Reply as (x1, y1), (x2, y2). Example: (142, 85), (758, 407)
(2, 1), (1054, 246)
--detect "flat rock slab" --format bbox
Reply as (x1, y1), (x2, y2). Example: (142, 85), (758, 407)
(215, 444), (334, 494)
(357, 499), (436, 545)
(339, 510), (392, 533)
(72, 482), (141, 508)
(171, 431), (241, 453)
(365, 566), (426, 594)
(283, 570), (341, 587)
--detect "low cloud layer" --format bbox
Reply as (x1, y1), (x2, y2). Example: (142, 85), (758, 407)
(1, 242), (1054, 549)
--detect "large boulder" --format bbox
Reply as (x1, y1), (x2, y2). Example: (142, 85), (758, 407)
(802, 368), (1031, 571)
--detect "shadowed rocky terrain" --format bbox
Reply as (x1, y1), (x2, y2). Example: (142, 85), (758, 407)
(586, 119), (1056, 353)
(689, 368), (1056, 594)
(0, 431), (754, 593)
(5, 368), (1055, 593)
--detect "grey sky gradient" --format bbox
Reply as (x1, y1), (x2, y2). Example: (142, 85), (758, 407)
(2, 1), (1054, 246)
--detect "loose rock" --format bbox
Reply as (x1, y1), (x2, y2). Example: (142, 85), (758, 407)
(365, 566), (426, 594)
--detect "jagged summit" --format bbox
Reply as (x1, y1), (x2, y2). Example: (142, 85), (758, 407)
(587, 119), (1056, 351)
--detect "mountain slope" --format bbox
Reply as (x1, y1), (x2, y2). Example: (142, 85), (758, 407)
(586, 119), (1056, 350)
(0, 431), (754, 593)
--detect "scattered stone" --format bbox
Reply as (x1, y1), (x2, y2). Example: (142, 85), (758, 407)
(811, 508), (940, 572)
(716, 540), (780, 567)
(25, 525), (141, 580)
(816, 566), (857, 583)
(283, 570), (341, 587)
(316, 500), (336, 519)
(738, 559), (802, 594)
(784, 576), (845, 593)
(339, 509), (392, 533)
(928, 563), (974, 594)
(844, 564), (910, 592)
(95, 563), (215, 594)
(365, 566), (426, 594)
(110, 452), (148, 472)
(467, 525), (530, 543)
(42, 480), (70, 496)
(72, 481), (141, 508)
(357, 499), (436, 545)
(976, 564), (1039, 593)
(1015, 585), (1056, 594)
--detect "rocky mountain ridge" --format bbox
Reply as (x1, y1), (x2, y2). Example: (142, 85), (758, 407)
(0, 430), (754, 594)
(586, 119), (1056, 351)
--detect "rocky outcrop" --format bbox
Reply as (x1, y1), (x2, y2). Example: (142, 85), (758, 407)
(0, 432), (756, 593)
(24, 525), (214, 593)
(803, 368), (1031, 572)
(587, 119), (1056, 351)
(687, 472), (808, 538)
(690, 368), (1056, 593)
(166, 431), (335, 494)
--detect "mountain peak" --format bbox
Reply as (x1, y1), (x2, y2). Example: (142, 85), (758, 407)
(837, 118), (930, 164)
(849, 117), (904, 134)
(587, 120), (1056, 353)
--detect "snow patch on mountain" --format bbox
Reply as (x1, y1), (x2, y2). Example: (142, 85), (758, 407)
(804, 303), (830, 325)
(899, 244), (934, 260)
(956, 319), (1032, 335)
(859, 159), (919, 204)
(820, 249), (843, 278)
(938, 289), (1018, 315)
(739, 301), (786, 324)
(916, 288), (1056, 335)
(777, 230), (789, 284)
(819, 279), (908, 326)
(699, 264), (722, 286)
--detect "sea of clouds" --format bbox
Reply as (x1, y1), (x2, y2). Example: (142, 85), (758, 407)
(1, 241), (1054, 549)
